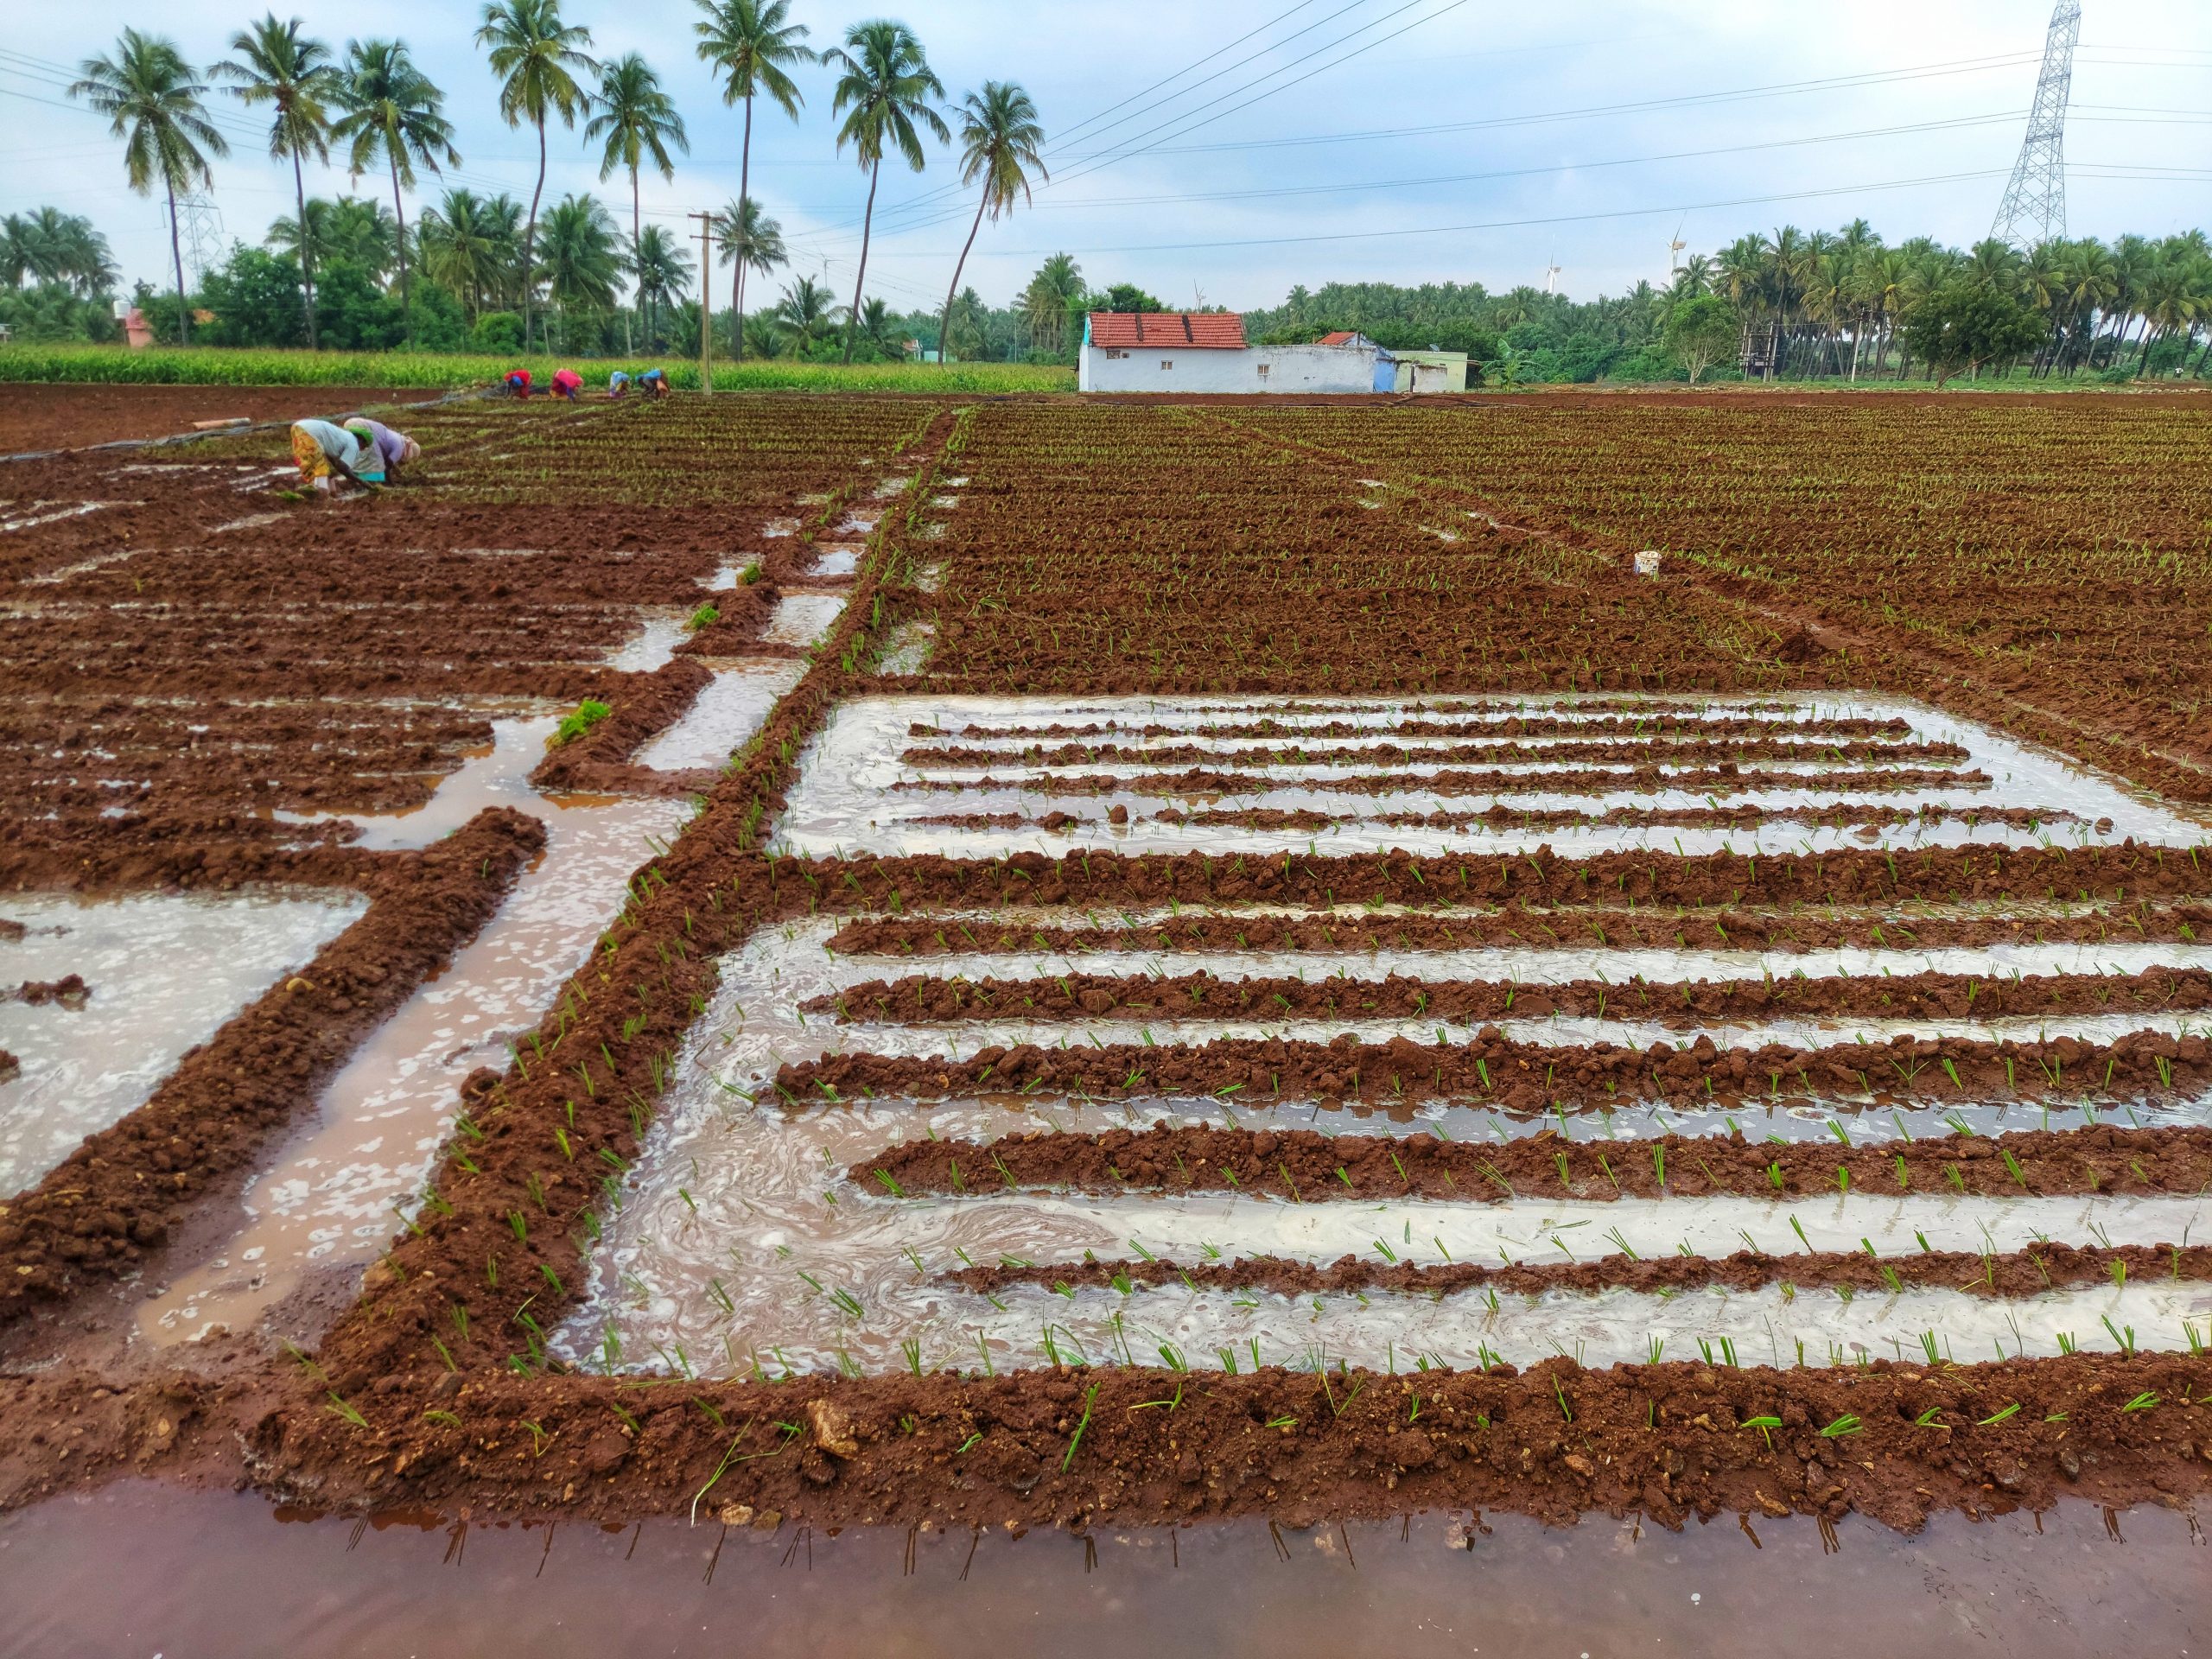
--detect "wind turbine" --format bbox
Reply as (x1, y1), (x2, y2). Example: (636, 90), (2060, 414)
(1542, 256), (1562, 295)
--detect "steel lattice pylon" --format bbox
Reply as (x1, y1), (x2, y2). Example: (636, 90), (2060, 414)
(1992, 0), (2081, 248)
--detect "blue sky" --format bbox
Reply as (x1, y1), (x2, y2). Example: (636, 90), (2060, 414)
(5, 1), (2208, 313)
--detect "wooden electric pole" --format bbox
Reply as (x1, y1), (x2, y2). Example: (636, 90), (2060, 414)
(690, 211), (715, 395)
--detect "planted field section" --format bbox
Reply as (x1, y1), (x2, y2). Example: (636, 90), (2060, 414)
(774, 691), (2197, 859)
(899, 401), (1813, 696)
(566, 690), (2212, 1390)
(1225, 394), (2212, 798)
(0, 396), (932, 871)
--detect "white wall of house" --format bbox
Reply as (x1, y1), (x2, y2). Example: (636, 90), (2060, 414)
(1080, 342), (1378, 394)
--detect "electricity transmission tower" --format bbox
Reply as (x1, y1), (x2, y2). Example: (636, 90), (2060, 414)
(1990, 0), (2080, 249)
(165, 193), (226, 287)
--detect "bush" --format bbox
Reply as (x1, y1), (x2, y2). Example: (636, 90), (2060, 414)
(471, 311), (524, 354)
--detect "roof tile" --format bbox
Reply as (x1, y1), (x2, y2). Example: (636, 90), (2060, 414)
(1089, 311), (1246, 350)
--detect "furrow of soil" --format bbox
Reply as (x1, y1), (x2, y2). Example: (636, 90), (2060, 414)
(945, 1240), (2212, 1302)
(784, 1027), (2211, 1113)
(855, 1121), (2212, 1204)
(891, 765), (1988, 798)
(0, 808), (544, 1323)
(794, 842), (2212, 917)
(86, 1351), (2202, 1533)
(928, 713), (1919, 741)
(905, 737), (1968, 769)
(805, 965), (2212, 1027)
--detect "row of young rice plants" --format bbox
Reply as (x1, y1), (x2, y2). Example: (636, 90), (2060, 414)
(896, 401), (1820, 698)
(1226, 394), (2212, 800)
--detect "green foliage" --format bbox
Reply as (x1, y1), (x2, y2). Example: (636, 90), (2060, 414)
(197, 245), (308, 348)
(1663, 293), (1738, 384)
(551, 699), (612, 747)
(0, 283), (119, 346)
(471, 309), (525, 353)
(0, 343), (1072, 391)
(1100, 282), (1163, 314)
(1898, 283), (2046, 386)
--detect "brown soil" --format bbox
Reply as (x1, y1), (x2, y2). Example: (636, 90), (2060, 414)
(949, 1240), (2212, 1302)
(8, 1351), (2202, 1536)
(893, 765), (1987, 798)
(930, 712), (1923, 741)
(0, 809), (541, 1323)
(783, 1026), (2209, 1113)
(969, 802), (2078, 836)
(824, 901), (2212, 959)
(793, 842), (2212, 918)
(807, 965), (2212, 1028)
(0, 382), (451, 454)
(855, 1120), (2212, 1204)
(910, 737), (1968, 768)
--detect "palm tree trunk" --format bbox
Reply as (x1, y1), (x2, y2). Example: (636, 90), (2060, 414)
(842, 157), (881, 365)
(291, 151), (319, 351)
(734, 93), (753, 364)
(388, 151), (414, 347)
(524, 118), (547, 354)
(938, 190), (988, 368)
(166, 179), (190, 346)
(632, 166), (644, 349)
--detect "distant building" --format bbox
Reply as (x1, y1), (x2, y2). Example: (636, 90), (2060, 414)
(1079, 312), (1385, 394)
(1386, 349), (1470, 392)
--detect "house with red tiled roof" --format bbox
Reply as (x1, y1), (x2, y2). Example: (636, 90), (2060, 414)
(1079, 310), (1390, 394)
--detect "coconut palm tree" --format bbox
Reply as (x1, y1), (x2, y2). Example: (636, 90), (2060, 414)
(934, 80), (1043, 367)
(267, 194), (400, 285)
(694, 0), (815, 359)
(475, 0), (596, 353)
(330, 41), (459, 344)
(536, 191), (623, 349)
(1020, 251), (1083, 357)
(710, 194), (787, 359)
(69, 30), (229, 344)
(585, 53), (689, 338)
(824, 21), (947, 363)
(210, 16), (338, 348)
(1, 209), (117, 295)
(772, 271), (837, 356)
(631, 222), (693, 347)
(417, 188), (512, 320)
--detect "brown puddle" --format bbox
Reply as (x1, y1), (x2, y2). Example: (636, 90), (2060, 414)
(0, 1484), (2199, 1656)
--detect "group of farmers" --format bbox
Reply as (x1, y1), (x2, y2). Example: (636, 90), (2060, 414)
(500, 366), (670, 401)
(286, 365), (673, 496)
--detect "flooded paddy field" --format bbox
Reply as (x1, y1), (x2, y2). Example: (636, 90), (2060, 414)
(1, 387), (2209, 1647)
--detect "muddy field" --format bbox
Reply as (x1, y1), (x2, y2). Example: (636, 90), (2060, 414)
(1, 385), (2209, 1632)
(0, 381), (452, 454)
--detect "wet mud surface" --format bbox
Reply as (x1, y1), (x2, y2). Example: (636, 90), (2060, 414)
(0, 382), (448, 454)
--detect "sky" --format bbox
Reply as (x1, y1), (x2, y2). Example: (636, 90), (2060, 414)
(5, 0), (2209, 315)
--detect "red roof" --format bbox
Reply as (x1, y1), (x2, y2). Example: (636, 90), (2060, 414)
(1089, 311), (1246, 350)
(1317, 330), (1360, 346)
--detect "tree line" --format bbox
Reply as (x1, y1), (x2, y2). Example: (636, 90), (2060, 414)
(27, 3), (1052, 365)
(1246, 222), (2212, 385)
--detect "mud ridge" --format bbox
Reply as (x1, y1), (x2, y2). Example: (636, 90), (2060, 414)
(806, 964), (2212, 1028)
(0, 809), (543, 1323)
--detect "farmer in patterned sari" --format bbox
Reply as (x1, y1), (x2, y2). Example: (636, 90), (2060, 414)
(289, 418), (366, 493)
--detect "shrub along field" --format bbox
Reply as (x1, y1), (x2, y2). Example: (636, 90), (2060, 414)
(0, 342), (1073, 394)
(0, 388), (2208, 1547)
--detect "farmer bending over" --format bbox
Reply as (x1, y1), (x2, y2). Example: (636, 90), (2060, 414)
(336, 415), (420, 482)
(289, 418), (369, 495)
(608, 370), (631, 398)
(502, 368), (532, 398)
(639, 367), (671, 400)
(550, 367), (583, 402)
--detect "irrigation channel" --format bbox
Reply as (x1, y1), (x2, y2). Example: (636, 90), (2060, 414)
(1, 1482), (2202, 1656)
(555, 693), (2212, 1384)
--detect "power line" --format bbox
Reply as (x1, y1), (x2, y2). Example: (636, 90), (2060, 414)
(1051, 0), (1336, 147)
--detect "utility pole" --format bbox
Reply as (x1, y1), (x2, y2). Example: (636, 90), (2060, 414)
(690, 211), (715, 395)
(1991, 0), (2080, 249)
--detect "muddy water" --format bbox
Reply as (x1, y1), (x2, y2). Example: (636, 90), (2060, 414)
(139, 716), (688, 1344)
(637, 661), (805, 772)
(776, 694), (2211, 860)
(764, 592), (849, 647)
(556, 912), (2212, 1382)
(0, 1484), (2198, 1657)
(0, 891), (365, 1197)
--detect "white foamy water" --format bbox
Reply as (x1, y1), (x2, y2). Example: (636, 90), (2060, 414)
(0, 890), (365, 1197)
(637, 663), (804, 772)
